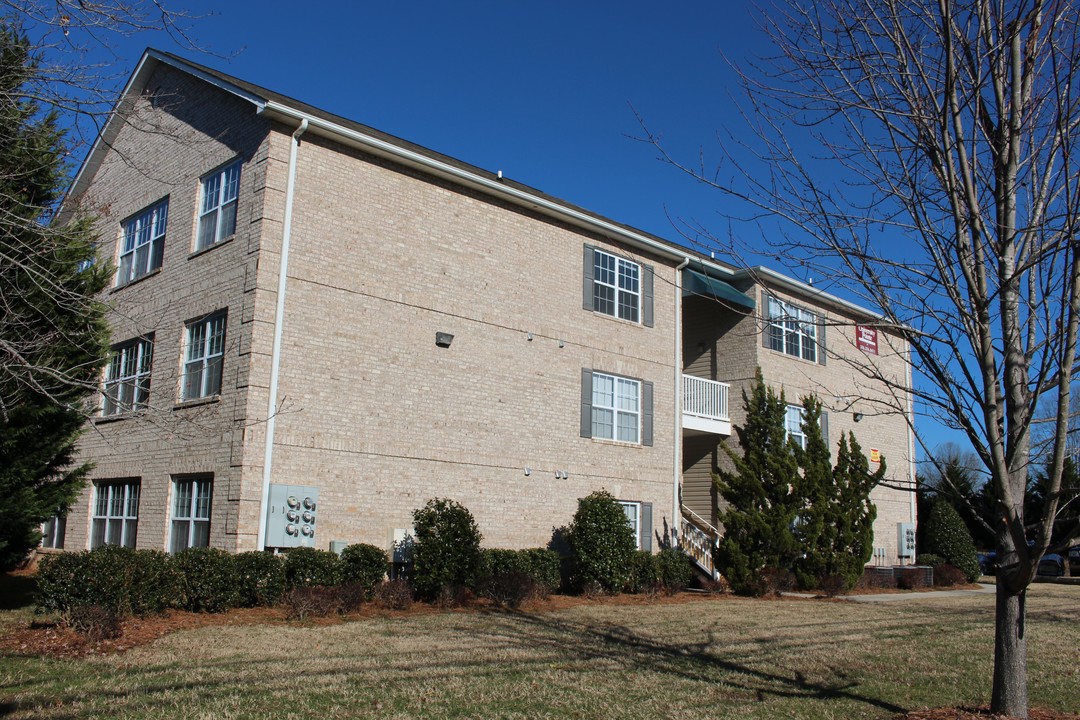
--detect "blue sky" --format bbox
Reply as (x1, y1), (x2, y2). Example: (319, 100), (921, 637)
(32, 1), (968, 457)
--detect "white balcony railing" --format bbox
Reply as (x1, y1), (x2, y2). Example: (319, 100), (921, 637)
(682, 375), (730, 432)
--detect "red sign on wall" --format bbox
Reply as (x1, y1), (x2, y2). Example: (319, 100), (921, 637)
(857, 325), (878, 355)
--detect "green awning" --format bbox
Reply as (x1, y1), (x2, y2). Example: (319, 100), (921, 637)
(682, 269), (755, 309)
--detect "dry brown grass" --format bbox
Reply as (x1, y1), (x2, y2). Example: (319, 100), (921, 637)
(1, 583), (1077, 719)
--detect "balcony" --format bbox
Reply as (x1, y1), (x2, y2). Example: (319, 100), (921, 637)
(682, 375), (731, 436)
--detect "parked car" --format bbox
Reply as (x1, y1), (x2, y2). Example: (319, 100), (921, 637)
(1037, 553), (1065, 577)
(977, 551), (997, 576)
(1070, 546), (1079, 575)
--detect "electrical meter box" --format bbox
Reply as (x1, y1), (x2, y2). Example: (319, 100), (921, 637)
(897, 522), (916, 559)
(265, 484), (319, 548)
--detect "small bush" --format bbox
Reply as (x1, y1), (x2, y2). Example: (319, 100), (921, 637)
(916, 553), (946, 568)
(818, 574), (849, 597)
(477, 548), (561, 598)
(234, 551), (286, 607)
(339, 543), (388, 598)
(128, 550), (178, 615)
(855, 569), (895, 590)
(749, 567), (796, 597)
(565, 490), (636, 593)
(700, 576), (730, 594)
(625, 551), (661, 594)
(921, 501), (981, 582)
(655, 548), (692, 594)
(411, 498), (483, 601)
(68, 605), (122, 641)
(284, 547), (341, 589)
(284, 586), (340, 621)
(37, 546), (140, 619)
(933, 563), (968, 587)
(434, 584), (471, 609)
(478, 570), (537, 608)
(896, 567), (930, 590)
(336, 582), (368, 613)
(373, 579), (413, 610)
(173, 547), (238, 613)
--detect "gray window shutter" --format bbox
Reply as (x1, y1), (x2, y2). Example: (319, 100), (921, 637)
(640, 502), (653, 552)
(820, 411), (829, 452)
(817, 316), (827, 365)
(582, 245), (595, 311)
(643, 264), (655, 327)
(580, 369), (593, 438)
(641, 380), (654, 447)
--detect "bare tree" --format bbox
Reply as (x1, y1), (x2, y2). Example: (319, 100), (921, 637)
(639, 1), (1080, 717)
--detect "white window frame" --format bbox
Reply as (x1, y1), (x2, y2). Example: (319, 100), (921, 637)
(102, 336), (153, 416)
(118, 199), (168, 285)
(591, 372), (641, 444)
(196, 161), (241, 250)
(91, 480), (140, 549)
(170, 476), (212, 553)
(785, 404), (807, 450)
(41, 514), (66, 549)
(619, 501), (642, 549)
(767, 296), (818, 362)
(593, 249), (641, 323)
(181, 313), (226, 401)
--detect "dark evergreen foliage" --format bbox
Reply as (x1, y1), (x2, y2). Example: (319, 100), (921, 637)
(922, 500), (981, 582)
(713, 371), (801, 594)
(564, 490), (637, 593)
(411, 497), (483, 600)
(0, 24), (110, 570)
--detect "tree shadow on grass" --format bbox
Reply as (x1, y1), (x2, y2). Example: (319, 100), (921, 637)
(471, 606), (909, 715)
(0, 575), (35, 612)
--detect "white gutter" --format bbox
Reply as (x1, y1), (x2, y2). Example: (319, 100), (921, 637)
(733, 265), (884, 321)
(256, 118), (309, 550)
(673, 257), (690, 547)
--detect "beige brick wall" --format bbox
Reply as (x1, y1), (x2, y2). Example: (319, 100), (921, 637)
(66, 64), (272, 552)
(251, 130), (681, 551)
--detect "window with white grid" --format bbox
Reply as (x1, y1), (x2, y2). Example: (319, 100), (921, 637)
(181, 313), (226, 401)
(591, 372), (641, 443)
(118, 199), (168, 285)
(197, 162), (241, 250)
(91, 480), (140, 549)
(767, 295), (818, 362)
(593, 249), (640, 322)
(785, 405), (807, 450)
(102, 336), (153, 415)
(170, 476), (212, 553)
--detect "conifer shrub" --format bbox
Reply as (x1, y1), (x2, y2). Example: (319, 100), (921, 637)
(339, 543), (388, 598)
(284, 547), (341, 589)
(173, 547), (239, 612)
(411, 498), (483, 601)
(565, 490), (636, 593)
(922, 500), (981, 582)
(234, 551), (286, 607)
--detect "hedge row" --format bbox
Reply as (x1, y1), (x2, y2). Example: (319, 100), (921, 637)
(37, 543), (389, 619)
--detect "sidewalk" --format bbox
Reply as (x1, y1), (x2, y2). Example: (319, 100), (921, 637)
(843, 583), (996, 603)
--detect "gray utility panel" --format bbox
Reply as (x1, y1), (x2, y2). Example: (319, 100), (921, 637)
(265, 484), (319, 548)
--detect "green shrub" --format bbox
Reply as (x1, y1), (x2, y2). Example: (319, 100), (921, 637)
(411, 498), (483, 601)
(339, 543), (388, 597)
(655, 547), (692, 593)
(173, 547), (238, 613)
(921, 501), (981, 582)
(234, 551), (286, 607)
(565, 490), (636, 593)
(37, 546), (177, 619)
(284, 547), (341, 589)
(626, 551), (660, 594)
(477, 548), (561, 596)
(128, 550), (179, 615)
(916, 553), (946, 568)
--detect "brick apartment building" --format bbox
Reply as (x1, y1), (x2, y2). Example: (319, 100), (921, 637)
(47, 50), (916, 570)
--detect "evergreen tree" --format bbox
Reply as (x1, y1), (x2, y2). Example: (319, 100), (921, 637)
(714, 370), (801, 594)
(0, 24), (109, 570)
(791, 396), (833, 589)
(827, 432), (881, 588)
(922, 500), (981, 582)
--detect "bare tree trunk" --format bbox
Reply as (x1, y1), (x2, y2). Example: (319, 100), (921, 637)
(992, 583), (1028, 718)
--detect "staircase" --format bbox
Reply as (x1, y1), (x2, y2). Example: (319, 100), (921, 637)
(680, 505), (721, 580)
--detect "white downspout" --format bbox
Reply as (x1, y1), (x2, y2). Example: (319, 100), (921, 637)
(256, 118), (308, 551)
(673, 257), (690, 547)
(906, 340), (917, 530)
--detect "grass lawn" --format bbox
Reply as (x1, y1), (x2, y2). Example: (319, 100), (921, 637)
(1, 582), (1077, 719)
